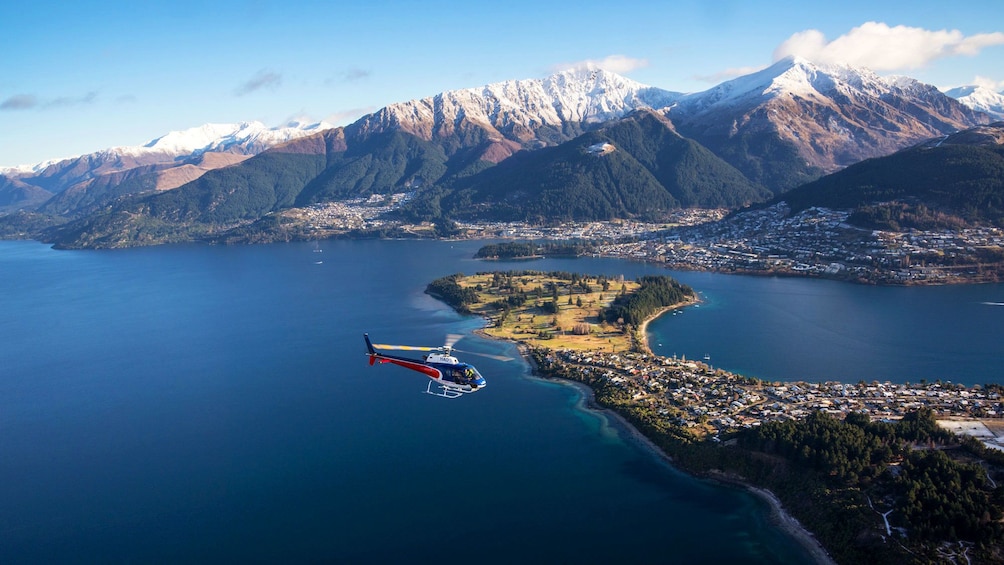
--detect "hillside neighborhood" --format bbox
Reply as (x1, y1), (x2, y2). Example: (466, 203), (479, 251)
(287, 196), (1004, 285)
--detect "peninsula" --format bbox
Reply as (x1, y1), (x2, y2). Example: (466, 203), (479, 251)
(428, 270), (1004, 565)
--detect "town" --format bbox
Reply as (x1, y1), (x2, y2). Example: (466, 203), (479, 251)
(595, 203), (1004, 285)
(282, 196), (1004, 285)
(435, 269), (1004, 453)
(533, 346), (1004, 449)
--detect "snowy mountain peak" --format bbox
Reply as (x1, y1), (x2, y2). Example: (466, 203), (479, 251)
(677, 56), (889, 113)
(1, 120), (333, 175)
(353, 68), (681, 144)
(945, 85), (1004, 120)
(140, 121), (263, 152)
(666, 55), (985, 177)
(547, 66), (647, 90)
(0, 119), (334, 196)
(134, 120), (333, 157)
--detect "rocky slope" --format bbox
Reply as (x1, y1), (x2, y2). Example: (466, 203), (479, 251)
(667, 57), (989, 192)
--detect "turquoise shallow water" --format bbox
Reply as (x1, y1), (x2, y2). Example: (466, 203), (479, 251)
(0, 239), (813, 563)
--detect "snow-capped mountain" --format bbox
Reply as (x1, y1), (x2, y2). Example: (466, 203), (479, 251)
(666, 56), (988, 190)
(0, 120), (333, 194)
(130, 120), (333, 158)
(348, 67), (681, 162)
(945, 85), (1004, 120)
(3, 62), (995, 231)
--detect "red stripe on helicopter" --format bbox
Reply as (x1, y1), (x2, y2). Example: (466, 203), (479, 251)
(379, 357), (442, 380)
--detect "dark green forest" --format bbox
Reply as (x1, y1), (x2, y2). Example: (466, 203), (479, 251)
(740, 409), (1004, 556)
(437, 111), (769, 222)
(425, 274), (480, 313)
(473, 241), (595, 259)
(602, 275), (695, 326)
(782, 144), (1004, 228)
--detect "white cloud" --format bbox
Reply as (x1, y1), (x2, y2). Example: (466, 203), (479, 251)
(973, 75), (1004, 91)
(552, 55), (649, 74)
(773, 22), (1004, 71)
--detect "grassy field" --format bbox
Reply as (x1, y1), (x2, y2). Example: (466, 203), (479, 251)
(456, 272), (651, 352)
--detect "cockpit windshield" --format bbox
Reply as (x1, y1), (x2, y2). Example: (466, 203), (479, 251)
(450, 364), (483, 384)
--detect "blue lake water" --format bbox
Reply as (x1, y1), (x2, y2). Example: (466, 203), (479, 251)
(2, 238), (999, 562)
(645, 272), (1004, 385)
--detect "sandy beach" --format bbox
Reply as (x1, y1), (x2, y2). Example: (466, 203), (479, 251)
(633, 298), (697, 355)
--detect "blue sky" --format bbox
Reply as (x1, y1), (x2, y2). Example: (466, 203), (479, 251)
(2, 0), (1003, 167)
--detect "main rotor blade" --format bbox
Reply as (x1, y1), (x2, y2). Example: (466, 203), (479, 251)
(371, 343), (438, 352)
(444, 334), (463, 349)
(453, 348), (515, 362)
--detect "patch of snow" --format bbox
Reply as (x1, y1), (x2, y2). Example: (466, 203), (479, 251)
(587, 142), (615, 155)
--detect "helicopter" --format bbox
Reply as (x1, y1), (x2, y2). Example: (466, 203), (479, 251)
(363, 333), (511, 398)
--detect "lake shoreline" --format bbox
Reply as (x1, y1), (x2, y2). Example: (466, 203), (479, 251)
(520, 347), (836, 565)
(476, 302), (836, 565)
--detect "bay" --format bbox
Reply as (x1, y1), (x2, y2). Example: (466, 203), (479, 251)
(645, 271), (1004, 386)
(0, 239), (811, 563)
(476, 254), (1004, 386)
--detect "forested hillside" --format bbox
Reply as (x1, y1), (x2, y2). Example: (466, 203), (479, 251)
(781, 144), (1004, 229)
(436, 111), (768, 222)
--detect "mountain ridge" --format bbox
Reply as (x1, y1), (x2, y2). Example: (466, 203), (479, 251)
(1, 60), (996, 247)
(666, 56), (988, 191)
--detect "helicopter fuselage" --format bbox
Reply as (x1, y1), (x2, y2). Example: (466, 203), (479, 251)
(364, 335), (487, 395)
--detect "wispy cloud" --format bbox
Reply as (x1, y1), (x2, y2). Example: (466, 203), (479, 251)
(1, 91), (97, 111)
(0, 94), (38, 110)
(45, 91), (96, 109)
(774, 22), (1004, 71)
(552, 55), (649, 75)
(694, 65), (765, 84)
(343, 68), (371, 82)
(325, 67), (372, 86)
(235, 70), (282, 96)
(324, 106), (377, 125)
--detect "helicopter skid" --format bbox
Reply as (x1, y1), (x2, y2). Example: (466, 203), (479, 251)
(425, 380), (465, 399)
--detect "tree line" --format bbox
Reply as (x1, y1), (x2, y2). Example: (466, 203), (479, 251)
(474, 241), (595, 259)
(740, 408), (1004, 550)
(425, 274), (480, 313)
(602, 275), (694, 326)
